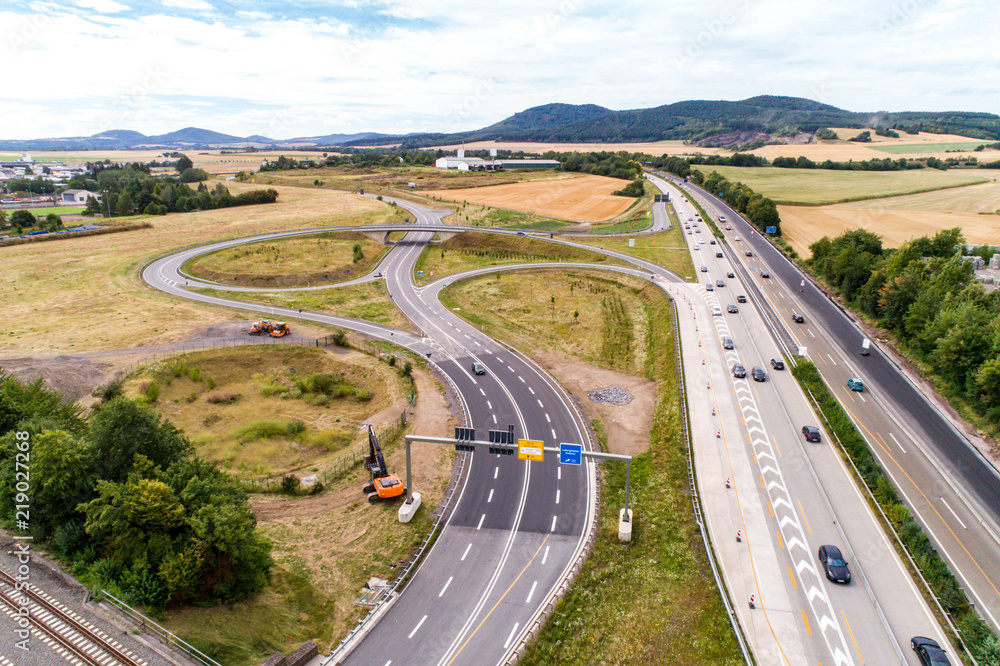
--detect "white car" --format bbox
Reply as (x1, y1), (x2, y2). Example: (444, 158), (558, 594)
(698, 239), (705, 244)
(734, 236), (741, 241)
(712, 306), (722, 316)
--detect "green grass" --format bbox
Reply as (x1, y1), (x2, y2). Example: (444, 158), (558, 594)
(7, 205), (86, 216)
(695, 165), (990, 205)
(870, 142), (989, 154)
(574, 225), (696, 282)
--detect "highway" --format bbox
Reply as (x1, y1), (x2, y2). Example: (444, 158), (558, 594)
(662, 171), (1000, 650)
(142, 184), (960, 664)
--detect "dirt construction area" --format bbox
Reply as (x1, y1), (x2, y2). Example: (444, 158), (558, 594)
(423, 173), (635, 222)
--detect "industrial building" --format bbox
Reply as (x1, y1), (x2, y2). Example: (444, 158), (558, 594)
(434, 149), (560, 171)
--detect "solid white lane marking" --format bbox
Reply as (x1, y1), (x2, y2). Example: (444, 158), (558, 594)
(941, 497), (967, 529)
(461, 543), (472, 561)
(551, 515), (557, 532)
(779, 292), (784, 299)
(503, 622), (520, 649)
(890, 432), (906, 453)
(494, 466), (499, 479)
(477, 514), (485, 530)
(439, 576), (453, 597)
(556, 489), (560, 504)
(408, 615), (427, 639)
(487, 489), (494, 503)
(525, 581), (538, 604)
(542, 545), (550, 565)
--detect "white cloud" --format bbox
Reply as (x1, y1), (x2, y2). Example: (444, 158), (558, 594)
(1, 0), (998, 139)
(73, 0), (130, 13)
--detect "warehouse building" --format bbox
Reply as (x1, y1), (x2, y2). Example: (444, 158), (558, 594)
(434, 149), (560, 171)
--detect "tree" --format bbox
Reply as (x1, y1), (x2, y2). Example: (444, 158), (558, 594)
(88, 397), (192, 481)
(45, 213), (63, 231)
(175, 154), (194, 172)
(9, 209), (35, 229)
(975, 357), (1000, 410)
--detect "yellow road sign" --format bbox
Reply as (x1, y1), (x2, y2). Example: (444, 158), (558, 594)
(518, 439), (544, 461)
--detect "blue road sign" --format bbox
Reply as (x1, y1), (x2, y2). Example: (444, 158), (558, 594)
(559, 442), (582, 465)
(765, 226), (777, 234)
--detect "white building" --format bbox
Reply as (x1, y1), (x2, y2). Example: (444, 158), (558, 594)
(434, 149), (560, 171)
(61, 189), (100, 203)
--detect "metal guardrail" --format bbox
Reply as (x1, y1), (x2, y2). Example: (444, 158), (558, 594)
(100, 590), (222, 666)
(671, 292), (754, 664)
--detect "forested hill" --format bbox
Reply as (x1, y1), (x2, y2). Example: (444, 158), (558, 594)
(346, 96), (1000, 147)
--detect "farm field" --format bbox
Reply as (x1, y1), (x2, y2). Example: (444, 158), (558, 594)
(253, 163), (576, 194)
(431, 139), (722, 156)
(694, 165), (991, 205)
(1, 182), (403, 355)
(423, 174), (634, 222)
(0, 149), (325, 174)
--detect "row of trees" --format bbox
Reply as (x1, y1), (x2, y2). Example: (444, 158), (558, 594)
(75, 163), (278, 217)
(0, 375), (272, 607)
(808, 229), (1000, 425)
(664, 151), (949, 172)
(0, 209), (64, 234)
(551, 151), (644, 180)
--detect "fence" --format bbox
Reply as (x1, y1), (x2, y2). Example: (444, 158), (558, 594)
(99, 589), (221, 666)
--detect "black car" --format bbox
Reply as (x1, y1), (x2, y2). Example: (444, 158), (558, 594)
(911, 636), (951, 666)
(471, 362), (486, 375)
(516, 231), (526, 236)
(727, 304), (738, 313)
(727, 271), (734, 278)
(770, 358), (784, 370)
(732, 364), (746, 378)
(818, 544), (851, 583)
(760, 271), (770, 278)
(709, 239), (716, 245)
(746, 250), (753, 257)
(751, 366), (766, 382)
(737, 295), (747, 303)
(716, 251), (724, 258)
(792, 313), (804, 323)
(802, 425), (821, 442)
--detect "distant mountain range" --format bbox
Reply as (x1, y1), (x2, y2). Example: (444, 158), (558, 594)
(3, 96), (999, 152)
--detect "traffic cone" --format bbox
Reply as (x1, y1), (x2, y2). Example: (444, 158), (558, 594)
(712, 407), (716, 416)
(748, 594), (755, 609)
(725, 477), (731, 488)
(716, 429), (721, 438)
(736, 530), (742, 542)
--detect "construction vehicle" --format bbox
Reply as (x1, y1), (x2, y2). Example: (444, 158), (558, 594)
(270, 322), (291, 337)
(362, 425), (405, 502)
(249, 320), (273, 335)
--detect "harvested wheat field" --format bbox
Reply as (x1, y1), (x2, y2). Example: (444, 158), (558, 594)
(780, 190), (1000, 259)
(424, 174), (634, 222)
(2, 182), (405, 356)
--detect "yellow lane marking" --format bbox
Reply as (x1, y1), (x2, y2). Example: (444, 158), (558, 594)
(772, 435), (782, 457)
(777, 530), (784, 549)
(801, 609), (812, 635)
(798, 500), (812, 535)
(842, 610), (863, 663)
(788, 566), (797, 589)
(768, 501), (774, 517)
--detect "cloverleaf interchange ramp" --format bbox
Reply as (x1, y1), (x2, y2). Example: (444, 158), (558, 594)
(142, 186), (952, 664)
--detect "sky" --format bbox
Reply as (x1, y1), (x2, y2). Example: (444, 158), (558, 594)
(2, 0), (998, 140)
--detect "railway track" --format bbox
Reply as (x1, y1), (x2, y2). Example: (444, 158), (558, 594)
(0, 568), (146, 666)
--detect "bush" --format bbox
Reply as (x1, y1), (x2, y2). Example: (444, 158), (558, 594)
(143, 382), (161, 403)
(331, 330), (348, 347)
(281, 474), (301, 494)
(206, 392), (241, 405)
(93, 377), (124, 403)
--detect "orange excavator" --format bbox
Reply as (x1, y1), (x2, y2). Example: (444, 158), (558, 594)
(270, 322), (291, 338)
(362, 425), (406, 502)
(250, 320), (273, 335)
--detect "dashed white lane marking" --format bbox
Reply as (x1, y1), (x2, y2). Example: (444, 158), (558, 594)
(461, 543), (472, 561)
(408, 615), (428, 639)
(537, 399), (543, 408)
(550, 515), (557, 532)
(492, 414), (498, 424)
(542, 545), (550, 565)
(889, 432), (906, 453)
(439, 576), (453, 597)
(480, 388), (486, 396)
(525, 581), (538, 604)
(519, 376), (525, 383)
(545, 413), (551, 423)
(487, 400), (492, 409)
(503, 622), (520, 649)
(555, 489), (560, 505)
(464, 334), (471, 339)
(557, 467), (561, 481)
(941, 497), (967, 529)
(809, 329), (815, 337)
(508, 365), (515, 372)
(474, 341), (481, 346)
(477, 514), (486, 530)
(551, 428), (557, 439)
(494, 467), (499, 479)
(827, 353), (837, 365)
(384, 661), (391, 666)
(528, 387), (535, 395)
(487, 489), (494, 503)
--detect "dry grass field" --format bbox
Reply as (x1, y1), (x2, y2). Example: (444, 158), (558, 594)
(423, 174), (634, 222)
(0, 150), (325, 174)
(431, 139), (721, 156)
(186, 233), (390, 288)
(694, 165), (990, 205)
(2, 183), (403, 356)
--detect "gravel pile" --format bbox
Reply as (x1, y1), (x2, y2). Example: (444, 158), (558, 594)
(587, 386), (633, 405)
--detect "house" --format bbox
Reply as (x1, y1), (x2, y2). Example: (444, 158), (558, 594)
(61, 189), (101, 203)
